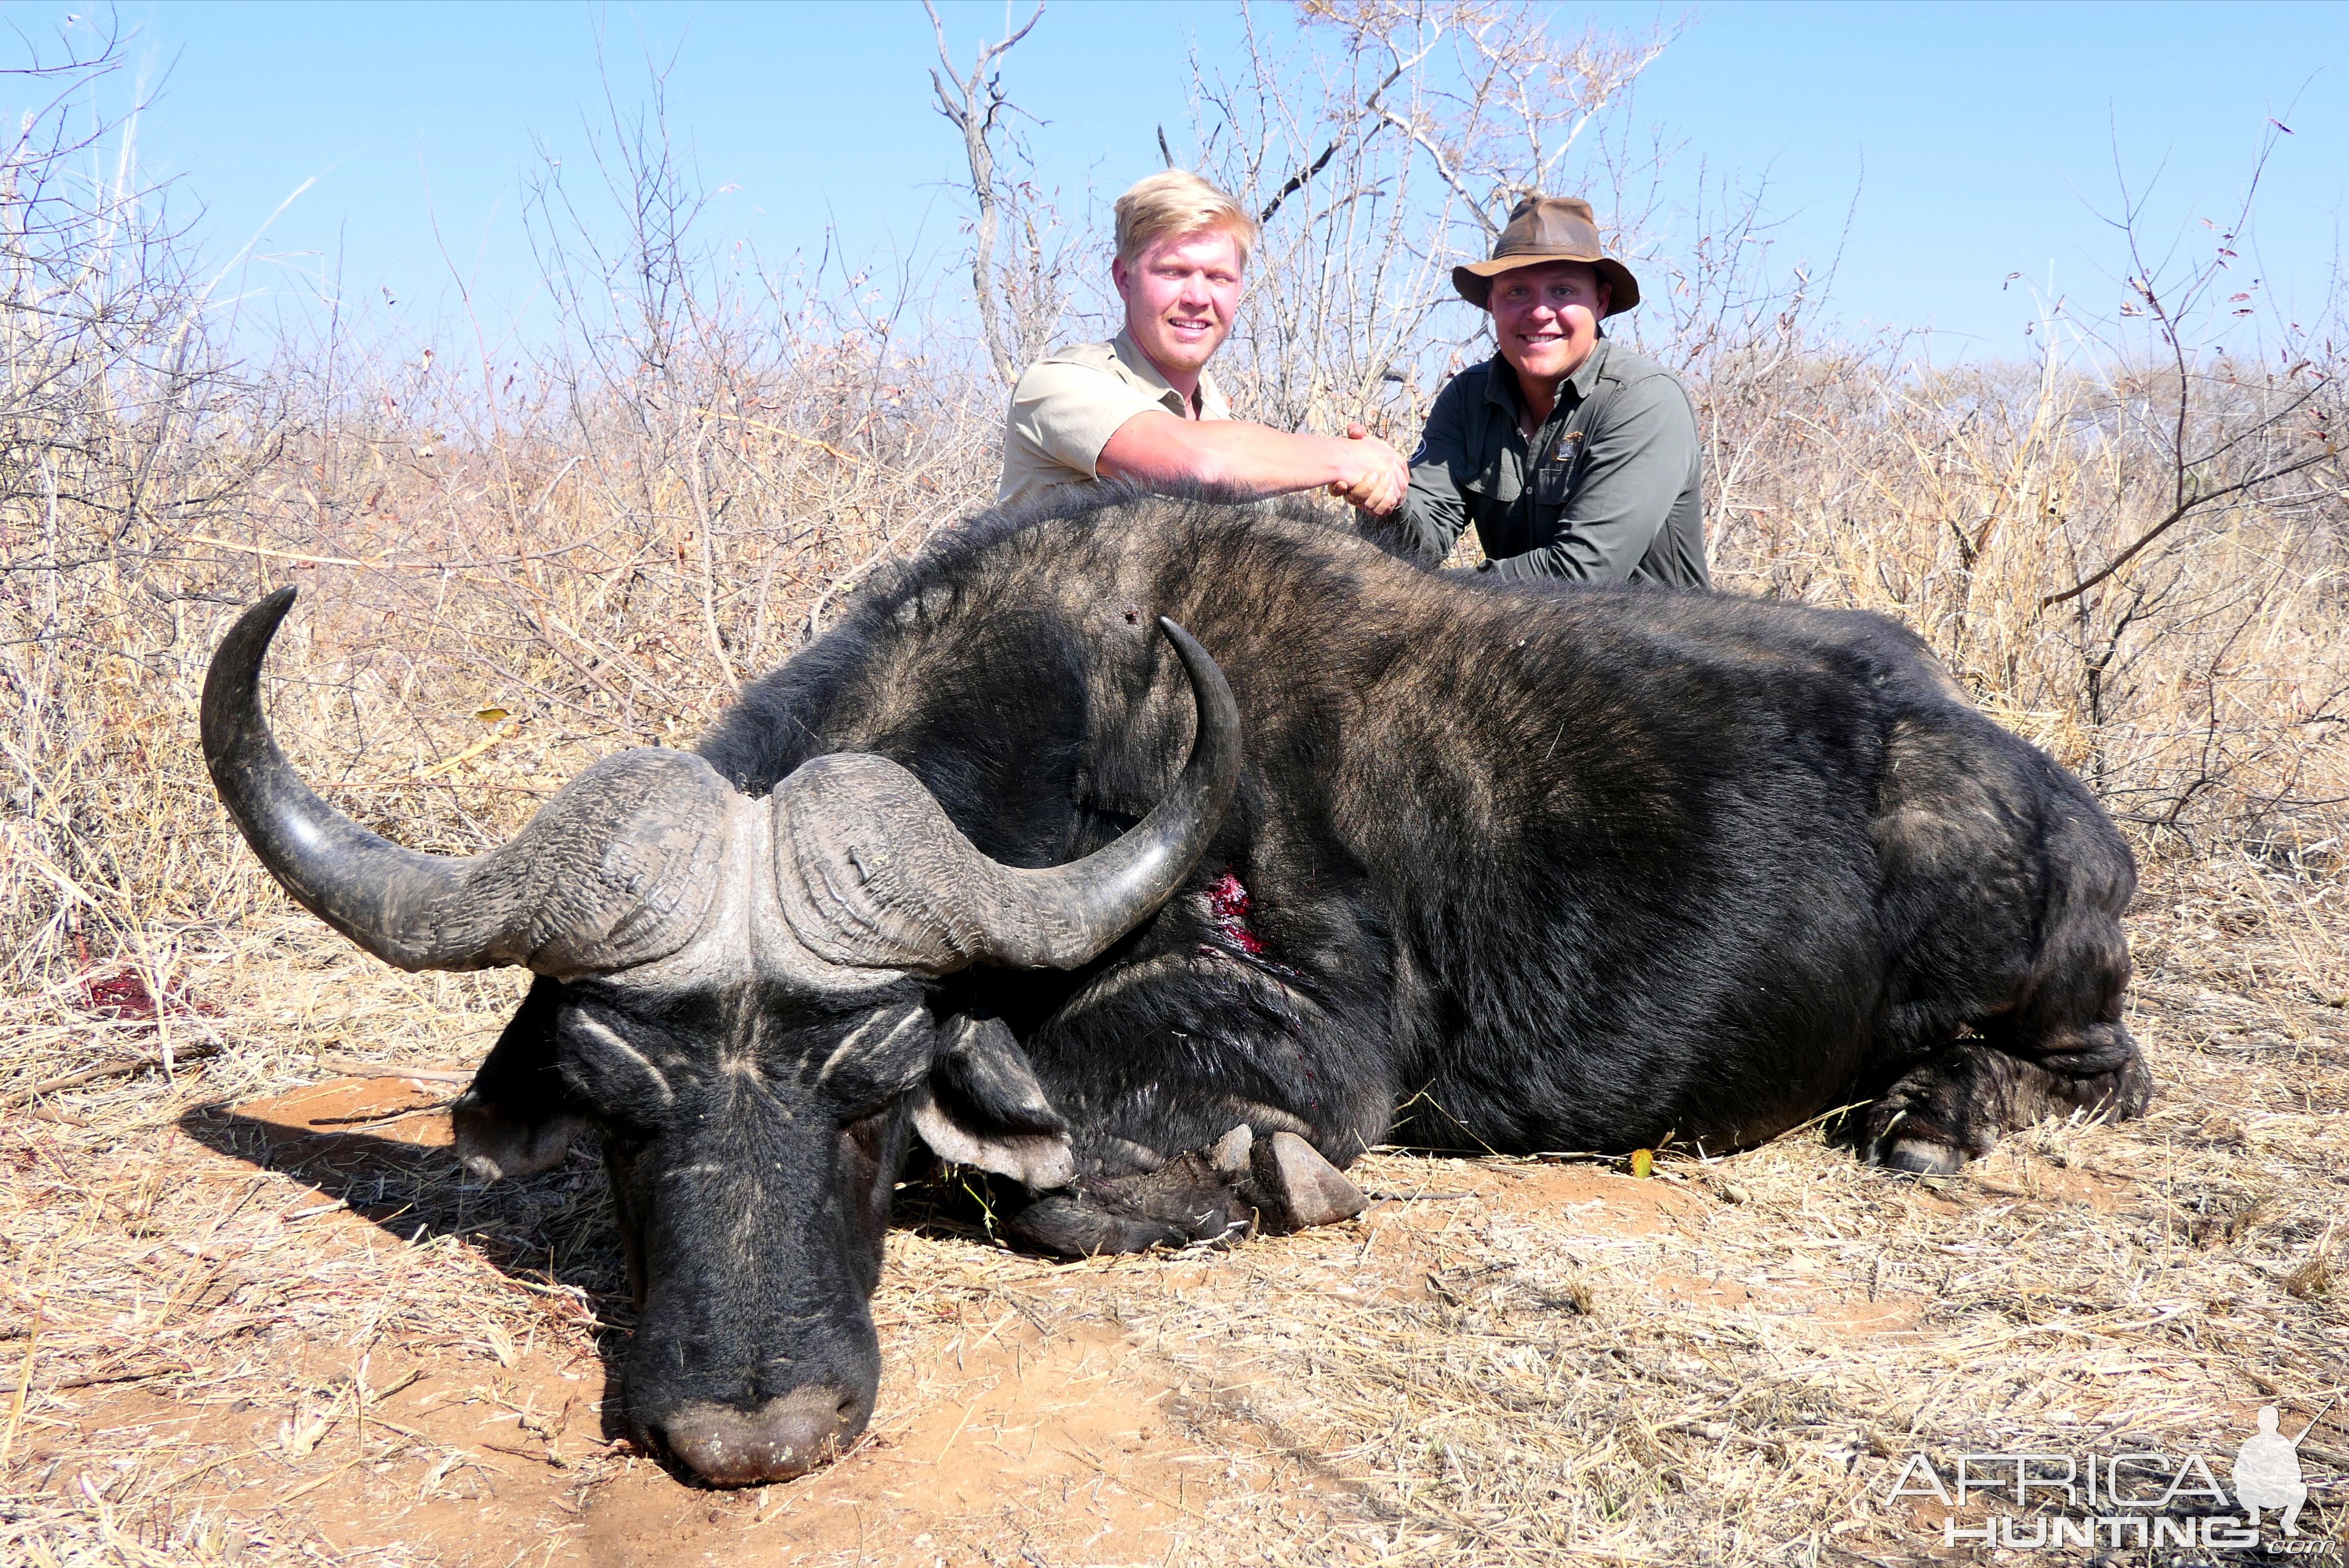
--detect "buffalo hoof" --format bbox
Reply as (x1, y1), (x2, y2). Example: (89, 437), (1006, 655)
(1879, 1136), (1966, 1177)
(1246, 1131), (1368, 1233)
(1208, 1123), (1255, 1179)
(1010, 1193), (1203, 1257)
(653, 1385), (868, 1486)
(1006, 1129), (1365, 1256)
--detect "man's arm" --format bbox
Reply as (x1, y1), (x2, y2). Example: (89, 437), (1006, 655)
(1361, 378), (1475, 565)
(1098, 411), (1407, 513)
(1486, 372), (1699, 583)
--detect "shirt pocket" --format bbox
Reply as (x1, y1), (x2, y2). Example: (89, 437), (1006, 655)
(1473, 448), (1523, 507)
(1531, 429), (1584, 507)
(1460, 449), (1497, 500)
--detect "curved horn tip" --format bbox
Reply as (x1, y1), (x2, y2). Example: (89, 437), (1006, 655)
(1155, 615), (1201, 656)
(1152, 617), (1238, 754)
(200, 584), (488, 973)
(1153, 618), (1231, 707)
(206, 586), (300, 693)
(234, 584), (300, 646)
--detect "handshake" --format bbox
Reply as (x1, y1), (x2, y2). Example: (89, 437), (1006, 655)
(1325, 422), (1411, 517)
(1088, 403), (1412, 518)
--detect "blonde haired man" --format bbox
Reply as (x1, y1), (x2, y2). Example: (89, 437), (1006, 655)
(998, 170), (1408, 512)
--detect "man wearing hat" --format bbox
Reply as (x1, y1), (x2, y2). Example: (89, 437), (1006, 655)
(1374, 196), (1708, 587)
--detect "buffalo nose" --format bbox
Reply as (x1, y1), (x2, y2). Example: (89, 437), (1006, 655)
(655, 1386), (870, 1487)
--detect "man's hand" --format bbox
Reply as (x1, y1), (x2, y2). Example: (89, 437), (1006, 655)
(1327, 423), (1409, 516)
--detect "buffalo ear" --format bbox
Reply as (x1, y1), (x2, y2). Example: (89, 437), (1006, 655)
(908, 1015), (1074, 1191)
(452, 975), (592, 1181)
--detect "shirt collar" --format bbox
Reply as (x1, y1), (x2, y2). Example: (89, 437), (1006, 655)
(1481, 334), (1612, 424)
(1112, 328), (1225, 419)
(1567, 333), (1612, 399)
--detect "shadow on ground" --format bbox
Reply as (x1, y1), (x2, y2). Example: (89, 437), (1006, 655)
(176, 1078), (638, 1434)
(170, 1074), (1038, 1483)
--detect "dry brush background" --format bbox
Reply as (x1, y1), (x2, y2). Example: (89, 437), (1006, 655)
(5, 7), (2349, 1565)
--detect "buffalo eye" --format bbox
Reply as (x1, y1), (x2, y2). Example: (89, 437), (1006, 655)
(813, 1001), (938, 1123)
(553, 1000), (682, 1129)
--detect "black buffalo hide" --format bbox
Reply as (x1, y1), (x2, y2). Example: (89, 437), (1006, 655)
(695, 491), (2146, 1205)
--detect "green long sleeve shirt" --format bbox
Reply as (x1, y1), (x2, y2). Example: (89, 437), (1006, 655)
(1381, 339), (1710, 588)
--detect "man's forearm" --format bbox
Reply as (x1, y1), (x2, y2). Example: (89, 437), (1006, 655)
(1098, 411), (1388, 499)
(1486, 531), (1635, 582)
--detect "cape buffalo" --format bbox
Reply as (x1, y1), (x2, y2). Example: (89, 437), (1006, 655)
(202, 491), (2148, 1487)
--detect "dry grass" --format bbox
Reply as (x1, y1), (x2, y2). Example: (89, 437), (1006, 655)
(6, 23), (2349, 1568)
(5, 863), (2346, 1565)
(1699, 349), (2349, 861)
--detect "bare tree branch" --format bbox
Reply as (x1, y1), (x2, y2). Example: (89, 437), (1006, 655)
(2040, 444), (2334, 607)
(925, 0), (1046, 388)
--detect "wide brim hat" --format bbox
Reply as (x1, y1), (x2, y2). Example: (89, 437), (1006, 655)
(1452, 195), (1640, 316)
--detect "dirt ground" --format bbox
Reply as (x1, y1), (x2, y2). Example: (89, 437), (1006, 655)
(5, 856), (2348, 1566)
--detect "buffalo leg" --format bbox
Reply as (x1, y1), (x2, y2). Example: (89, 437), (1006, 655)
(1008, 1126), (1367, 1258)
(1862, 740), (2148, 1173)
(1862, 899), (2148, 1173)
(1859, 1027), (2149, 1174)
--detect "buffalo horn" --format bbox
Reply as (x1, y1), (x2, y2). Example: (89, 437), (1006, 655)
(202, 589), (731, 975)
(773, 618), (1241, 974)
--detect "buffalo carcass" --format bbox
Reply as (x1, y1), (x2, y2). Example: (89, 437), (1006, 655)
(202, 492), (2148, 1486)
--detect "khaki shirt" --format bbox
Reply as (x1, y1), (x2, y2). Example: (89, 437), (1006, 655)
(997, 330), (1232, 509)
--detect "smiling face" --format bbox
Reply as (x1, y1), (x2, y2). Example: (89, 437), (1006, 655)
(1112, 227), (1245, 385)
(1488, 259), (1611, 393)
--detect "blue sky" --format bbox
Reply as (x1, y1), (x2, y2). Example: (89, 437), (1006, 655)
(51, 1), (2349, 358)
